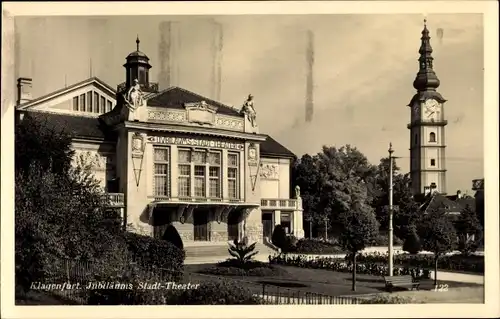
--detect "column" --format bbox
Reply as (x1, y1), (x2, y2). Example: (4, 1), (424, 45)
(295, 197), (305, 239)
(274, 210), (281, 226)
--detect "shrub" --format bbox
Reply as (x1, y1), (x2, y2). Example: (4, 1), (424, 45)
(162, 224), (184, 250)
(372, 233), (404, 246)
(291, 238), (345, 254)
(227, 238), (259, 266)
(124, 232), (185, 276)
(269, 255), (431, 279)
(403, 230), (422, 254)
(360, 295), (420, 304)
(87, 263), (170, 305)
(271, 225), (288, 252)
(201, 259), (286, 277)
(167, 280), (263, 305)
(286, 235), (299, 249)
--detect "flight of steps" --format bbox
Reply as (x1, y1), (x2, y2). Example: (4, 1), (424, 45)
(184, 241), (278, 265)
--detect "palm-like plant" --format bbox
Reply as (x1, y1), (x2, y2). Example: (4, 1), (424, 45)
(228, 237), (259, 266)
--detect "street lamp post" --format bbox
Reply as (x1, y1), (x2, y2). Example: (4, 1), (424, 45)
(388, 143), (394, 277)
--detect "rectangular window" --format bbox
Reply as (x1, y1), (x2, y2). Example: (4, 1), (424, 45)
(107, 100), (113, 113)
(93, 92), (99, 113)
(178, 149), (191, 197)
(208, 152), (221, 198)
(227, 153), (239, 199)
(430, 159), (436, 166)
(100, 96), (106, 113)
(86, 91), (92, 112)
(72, 96), (79, 111)
(194, 165), (206, 197)
(153, 148), (170, 197)
(79, 94), (86, 112)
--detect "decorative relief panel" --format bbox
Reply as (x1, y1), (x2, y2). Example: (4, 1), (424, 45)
(147, 108), (243, 132)
(259, 163), (279, 180)
(148, 110), (187, 123)
(73, 150), (107, 171)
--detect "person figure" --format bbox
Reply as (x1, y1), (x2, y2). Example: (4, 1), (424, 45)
(241, 94), (257, 127)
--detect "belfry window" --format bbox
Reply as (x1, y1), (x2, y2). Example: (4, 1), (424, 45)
(153, 147), (170, 197)
(430, 159), (436, 166)
(429, 132), (436, 142)
(414, 134), (418, 145)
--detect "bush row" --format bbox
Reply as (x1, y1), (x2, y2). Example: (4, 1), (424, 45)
(269, 255), (431, 279)
(290, 239), (345, 255)
(352, 252), (484, 274)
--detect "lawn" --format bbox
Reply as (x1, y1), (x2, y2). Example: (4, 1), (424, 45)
(184, 264), (484, 297)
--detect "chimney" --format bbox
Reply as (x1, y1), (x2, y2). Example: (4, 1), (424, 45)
(456, 190), (462, 199)
(17, 77), (33, 105)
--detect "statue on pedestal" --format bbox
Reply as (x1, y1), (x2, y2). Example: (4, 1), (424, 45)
(240, 94), (257, 128)
(295, 185), (301, 199)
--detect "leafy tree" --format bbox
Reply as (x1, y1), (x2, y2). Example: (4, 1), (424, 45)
(292, 154), (321, 229)
(455, 204), (482, 255)
(402, 225), (422, 254)
(337, 200), (379, 291)
(227, 238), (259, 266)
(417, 210), (457, 287)
(271, 225), (288, 253)
(474, 190), (484, 228)
(15, 115), (128, 291)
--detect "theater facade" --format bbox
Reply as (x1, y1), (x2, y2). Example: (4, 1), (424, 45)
(16, 38), (304, 244)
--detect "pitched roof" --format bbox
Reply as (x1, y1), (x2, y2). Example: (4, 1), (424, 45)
(147, 87), (242, 116)
(420, 193), (464, 214)
(18, 111), (295, 159)
(21, 111), (116, 141)
(260, 135), (296, 159)
(17, 77), (117, 109)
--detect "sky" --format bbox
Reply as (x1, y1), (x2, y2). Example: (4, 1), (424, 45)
(14, 14), (484, 194)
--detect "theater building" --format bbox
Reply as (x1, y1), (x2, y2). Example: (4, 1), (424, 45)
(16, 38), (304, 244)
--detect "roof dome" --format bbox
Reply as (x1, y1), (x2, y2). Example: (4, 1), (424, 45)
(126, 36), (150, 61)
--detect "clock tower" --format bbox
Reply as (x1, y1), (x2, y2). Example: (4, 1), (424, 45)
(408, 20), (448, 195)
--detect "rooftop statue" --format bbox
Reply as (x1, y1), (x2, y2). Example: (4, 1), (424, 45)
(125, 79), (144, 111)
(241, 94), (257, 128)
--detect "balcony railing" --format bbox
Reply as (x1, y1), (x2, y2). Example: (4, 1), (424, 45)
(102, 193), (125, 208)
(117, 82), (159, 94)
(261, 198), (297, 210)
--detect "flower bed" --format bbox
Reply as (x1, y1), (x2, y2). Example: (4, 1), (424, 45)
(352, 252), (484, 274)
(269, 255), (431, 279)
(199, 259), (286, 277)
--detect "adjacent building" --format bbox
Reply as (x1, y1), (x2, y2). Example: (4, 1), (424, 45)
(16, 37), (305, 244)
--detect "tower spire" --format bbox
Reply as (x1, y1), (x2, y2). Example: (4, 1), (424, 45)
(413, 19), (440, 91)
(136, 35), (140, 51)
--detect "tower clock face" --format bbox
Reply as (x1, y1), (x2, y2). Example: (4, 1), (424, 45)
(424, 99), (439, 119)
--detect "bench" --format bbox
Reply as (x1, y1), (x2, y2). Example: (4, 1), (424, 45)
(383, 275), (420, 292)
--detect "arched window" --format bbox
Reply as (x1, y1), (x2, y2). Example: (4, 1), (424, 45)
(429, 132), (436, 142)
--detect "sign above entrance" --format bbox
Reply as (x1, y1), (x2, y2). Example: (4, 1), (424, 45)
(148, 136), (244, 151)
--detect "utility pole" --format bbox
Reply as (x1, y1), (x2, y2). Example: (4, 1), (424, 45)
(388, 142), (394, 277)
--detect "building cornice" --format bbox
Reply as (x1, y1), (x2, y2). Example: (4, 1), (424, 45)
(117, 121), (268, 142)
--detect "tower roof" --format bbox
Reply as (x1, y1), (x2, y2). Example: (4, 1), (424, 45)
(125, 35), (150, 62)
(413, 19), (441, 91)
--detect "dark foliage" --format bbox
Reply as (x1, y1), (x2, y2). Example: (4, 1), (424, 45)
(124, 232), (185, 273)
(402, 228), (422, 254)
(271, 225), (288, 252)
(162, 224), (184, 250)
(290, 238), (345, 254)
(455, 204), (483, 255)
(167, 281), (263, 305)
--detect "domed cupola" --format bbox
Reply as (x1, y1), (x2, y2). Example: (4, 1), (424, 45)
(122, 36), (155, 92)
(413, 20), (441, 91)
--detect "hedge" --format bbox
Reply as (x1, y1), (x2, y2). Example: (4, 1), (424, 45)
(290, 239), (345, 254)
(199, 259), (286, 277)
(269, 255), (431, 279)
(124, 232), (185, 275)
(167, 281), (264, 305)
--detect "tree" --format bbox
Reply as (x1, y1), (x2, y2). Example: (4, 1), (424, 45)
(402, 225), (422, 254)
(455, 204), (482, 255)
(337, 200), (380, 291)
(292, 154), (321, 232)
(417, 210), (457, 287)
(271, 225), (288, 253)
(15, 115), (128, 291)
(162, 224), (184, 250)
